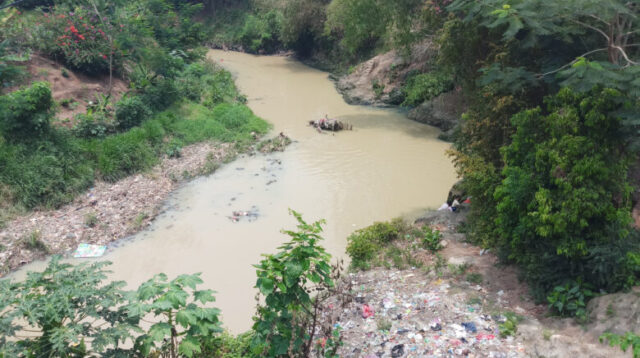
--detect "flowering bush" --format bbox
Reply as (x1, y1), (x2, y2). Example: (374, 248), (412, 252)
(39, 7), (123, 75)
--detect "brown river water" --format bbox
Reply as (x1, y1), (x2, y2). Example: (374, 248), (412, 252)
(11, 50), (457, 333)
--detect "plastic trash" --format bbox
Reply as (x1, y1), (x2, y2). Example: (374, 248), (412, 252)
(462, 322), (477, 333)
(73, 243), (106, 258)
(391, 344), (404, 358)
(362, 304), (375, 319)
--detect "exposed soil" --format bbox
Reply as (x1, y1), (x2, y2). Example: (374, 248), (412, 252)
(335, 40), (437, 107)
(6, 55), (127, 125)
(0, 141), (235, 275)
(315, 210), (633, 357)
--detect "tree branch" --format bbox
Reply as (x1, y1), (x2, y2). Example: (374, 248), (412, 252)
(537, 48), (609, 78)
(571, 19), (611, 41)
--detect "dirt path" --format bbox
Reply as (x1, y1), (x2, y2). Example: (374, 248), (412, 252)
(0, 141), (234, 275)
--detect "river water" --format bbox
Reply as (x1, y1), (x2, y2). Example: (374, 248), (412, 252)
(11, 51), (457, 333)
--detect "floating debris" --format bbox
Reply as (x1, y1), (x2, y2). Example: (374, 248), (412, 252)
(309, 115), (353, 132)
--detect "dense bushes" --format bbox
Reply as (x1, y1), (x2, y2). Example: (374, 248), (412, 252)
(115, 96), (152, 130)
(346, 219), (405, 270)
(0, 82), (53, 140)
(493, 88), (636, 298)
(402, 71), (454, 106)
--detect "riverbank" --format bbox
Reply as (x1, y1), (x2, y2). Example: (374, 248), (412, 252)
(0, 141), (234, 275)
(316, 209), (632, 357)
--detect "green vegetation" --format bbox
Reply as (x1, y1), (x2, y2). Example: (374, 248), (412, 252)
(498, 312), (521, 338)
(600, 332), (640, 358)
(433, 0), (640, 306)
(547, 281), (594, 320)
(0, 212), (340, 358)
(251, 210), (338, 357)
(345, 219), (405, 270)
(402, 71), (454, 106)
(345, 219), (446, 271)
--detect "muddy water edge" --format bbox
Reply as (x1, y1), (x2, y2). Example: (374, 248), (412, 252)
(9, 51), (458, 333)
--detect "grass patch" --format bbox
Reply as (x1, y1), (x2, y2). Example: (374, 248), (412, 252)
(0, 100), (269, 212)
(21, 230), (49, 253)
(466, 272), (483, 284)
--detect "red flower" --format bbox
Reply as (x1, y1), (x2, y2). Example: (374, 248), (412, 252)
(77, 34), (85, 40)
(69, 25), (78, 33)
(102, 54), (107, 59)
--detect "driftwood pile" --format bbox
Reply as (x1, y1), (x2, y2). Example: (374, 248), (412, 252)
(309, 116), (353, 132)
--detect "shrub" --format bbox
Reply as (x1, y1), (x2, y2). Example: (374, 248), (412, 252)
(139, 77), (181, 111)
(494, 88), (634, 300)
(416, 226), (443, 252)
(126, 273), (223, 358)
(600, 332), (640, 358)
(0, 256), (135, 357)
(0, 82), (53, 140)
(402, 71), (454, 106)
(346, 219), (405, 270)
(238, 11), (283, 54)
(37, 6), (121, 76)
(251, 211), (336, 357)
(547, 281), (594, 319)
(115, 96), (152, 130)
(73, 112), (113, 138)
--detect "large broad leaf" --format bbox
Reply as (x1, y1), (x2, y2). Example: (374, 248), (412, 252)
(193, 289), (216, 304)
(178, 337), (201, 358)
(147, 322), (172, 341)
(257, 277), (274, 295)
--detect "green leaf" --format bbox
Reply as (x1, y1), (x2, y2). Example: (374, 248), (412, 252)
(258, 277), (274, 295)
(193, 290), (216, 304)
(147, 322), (172, 341)
(178, 336), (201, 358)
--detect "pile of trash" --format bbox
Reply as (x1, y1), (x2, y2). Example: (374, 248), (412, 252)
(309, 116), (353, 132)
(318, 269), (527, 358)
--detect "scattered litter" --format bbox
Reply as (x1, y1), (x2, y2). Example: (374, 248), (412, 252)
(361, 304), (375, 319)
(73, 243), (107, 258)
(390, 344), (404, 358)
(462, 322), (477, 333)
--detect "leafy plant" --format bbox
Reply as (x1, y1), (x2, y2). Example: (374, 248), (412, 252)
(0, 82), (53, 140)
(498, 312), (520, 338)
(402, 71), (454, 106)
(125, 273), (223, 358)
(346, 219), (405, 270)
(600, 332), (640, 358)
(251, 210), (335, 357)
(115, 96), (152, 130)
(417, 226), (443, 252)
(547, 281), (594, 319)
(73, 112), (112, 138)
(0, 256), (137, 357)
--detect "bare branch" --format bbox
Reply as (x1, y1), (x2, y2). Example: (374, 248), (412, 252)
(537, 48), (609, 78)
(613, 45), (639, 65)
(571, 19), (611, 41)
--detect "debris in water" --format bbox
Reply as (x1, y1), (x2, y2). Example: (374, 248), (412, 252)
(73, 243), (107, 258)
(228, 207), (259, 223)
(309, 115), (353, 132)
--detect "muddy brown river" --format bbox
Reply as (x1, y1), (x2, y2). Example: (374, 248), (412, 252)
(12, 51), (457, 333)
